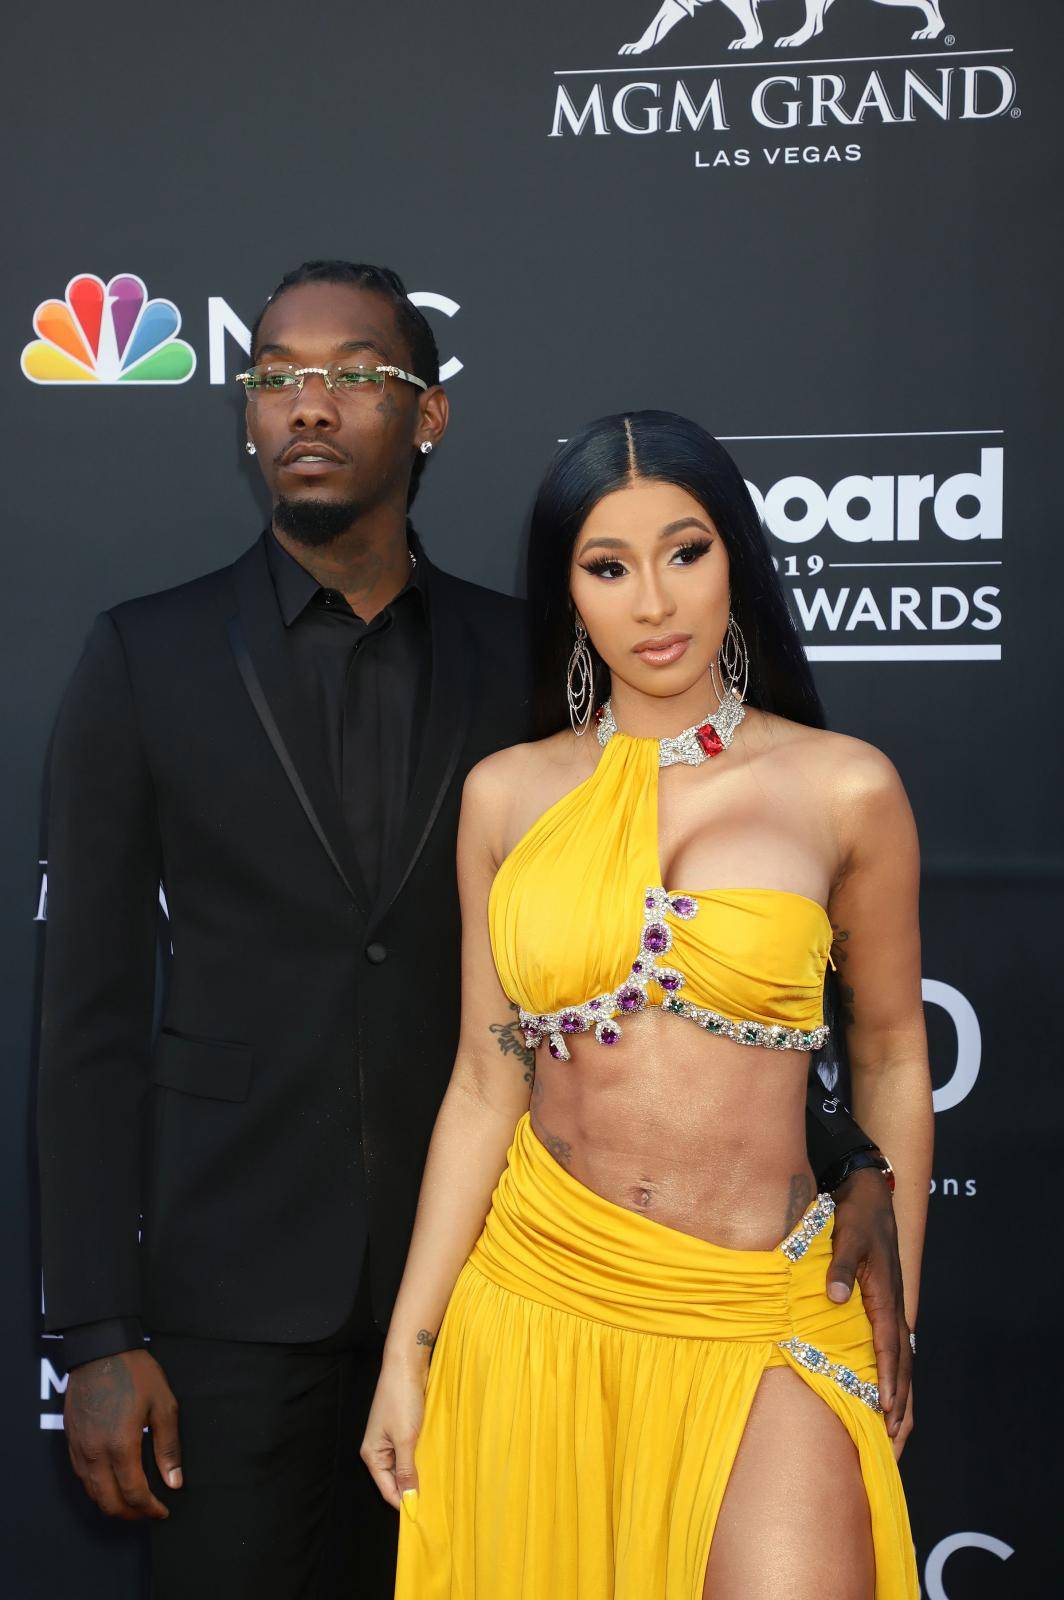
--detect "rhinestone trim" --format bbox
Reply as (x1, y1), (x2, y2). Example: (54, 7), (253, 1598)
(778, 1193), (835, 1261)
(519, 887), (695, 1061)
(518, 887), (829, 1061)
(778, 1338), (882, 1414)
(661, 994), (830, 1053)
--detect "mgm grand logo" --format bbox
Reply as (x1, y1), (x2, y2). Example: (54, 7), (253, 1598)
(550, 2), (1018, 164)
(618, 0), (947, 56)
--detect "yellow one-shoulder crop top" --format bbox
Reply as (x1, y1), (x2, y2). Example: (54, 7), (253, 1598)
(488, 728), (834, 1062)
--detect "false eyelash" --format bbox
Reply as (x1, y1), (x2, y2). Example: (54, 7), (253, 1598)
(673, 538), (713, 563)
(582, 555), (627, 577)
(581, 538), (714, 579)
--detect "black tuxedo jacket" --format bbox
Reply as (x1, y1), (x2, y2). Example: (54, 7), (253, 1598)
(38, 530), (867, 1356)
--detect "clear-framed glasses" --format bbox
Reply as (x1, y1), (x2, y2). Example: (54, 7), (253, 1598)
(234, 360), (428, 402)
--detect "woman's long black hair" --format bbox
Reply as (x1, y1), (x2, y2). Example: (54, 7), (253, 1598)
(527, 410), (825, 736)
(524, 409), (845, 1091)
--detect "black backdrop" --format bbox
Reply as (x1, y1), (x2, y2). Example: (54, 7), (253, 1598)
(4, 2), (1061, 1594)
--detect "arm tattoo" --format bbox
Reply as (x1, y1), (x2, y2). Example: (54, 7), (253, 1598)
(416, 1329), (436, 1349)
(784, 1172), (816, 1232)
(489, 1005), (536, 1084)
(830, 925), (855, 1026)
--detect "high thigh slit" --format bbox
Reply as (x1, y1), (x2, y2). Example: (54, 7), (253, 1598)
(393, 1114), (917, 1599)
(703, 1364), (875, 1599)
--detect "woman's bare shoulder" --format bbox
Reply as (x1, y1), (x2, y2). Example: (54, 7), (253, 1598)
(755, 713), (914, 871)
(462, 731), (581, 848)
(465, 731), (575, 799)
(755, 709), (904, 798)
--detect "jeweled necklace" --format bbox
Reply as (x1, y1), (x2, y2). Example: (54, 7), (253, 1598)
(595, 689), (745, 768)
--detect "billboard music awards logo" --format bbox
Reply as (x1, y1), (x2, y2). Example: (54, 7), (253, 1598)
(549, 1), (1020, 171)
(21, 272), (196, 385)
(735, 430), (1004, 660)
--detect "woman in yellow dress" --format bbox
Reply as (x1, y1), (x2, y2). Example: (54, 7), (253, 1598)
(364, 410), (932, 1599)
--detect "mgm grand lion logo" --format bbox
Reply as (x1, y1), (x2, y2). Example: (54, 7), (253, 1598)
(620, 0), (946, 55)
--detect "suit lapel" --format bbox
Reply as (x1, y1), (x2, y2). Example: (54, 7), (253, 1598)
(373, 561), (474, 926)
(229, 536), (370, 912)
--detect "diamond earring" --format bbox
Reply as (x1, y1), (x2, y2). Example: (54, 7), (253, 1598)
(566, 620), (594, 737)
(245, 440), (256, 457)
(419, 440), (434, 455)
(712, 612), (749, 705)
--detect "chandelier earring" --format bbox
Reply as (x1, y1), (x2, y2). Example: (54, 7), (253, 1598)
(711, 611), (749, 706)
(566, 619), (595, 737)
(673, 609), (747, 752)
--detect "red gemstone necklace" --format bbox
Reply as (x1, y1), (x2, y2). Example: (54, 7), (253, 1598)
(594, 691), (746, 767)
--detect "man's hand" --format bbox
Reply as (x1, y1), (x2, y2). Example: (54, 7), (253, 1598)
(826, 1170), (913, 1450)
(65, 1349), (182, 1519)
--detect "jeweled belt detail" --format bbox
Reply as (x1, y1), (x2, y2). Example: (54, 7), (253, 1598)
(518, 886), (830, 1061)
(774, 1197), (881, 1413)
(778, 1192), (835, 1262)
(778, 1338), (883, 1414)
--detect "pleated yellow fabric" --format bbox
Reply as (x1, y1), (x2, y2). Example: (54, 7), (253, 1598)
(488, 730), (833, 1035)
(394, 1116), (918, 1599)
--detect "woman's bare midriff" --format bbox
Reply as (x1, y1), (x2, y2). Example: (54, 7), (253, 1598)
(527, 1009), (819, 1251)
(507, 713), (844, 1248)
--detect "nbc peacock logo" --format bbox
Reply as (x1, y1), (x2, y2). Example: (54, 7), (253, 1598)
(21, 272), (196, 385)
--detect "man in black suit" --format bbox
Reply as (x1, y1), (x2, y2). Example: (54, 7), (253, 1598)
(38, 260), (909, 1598)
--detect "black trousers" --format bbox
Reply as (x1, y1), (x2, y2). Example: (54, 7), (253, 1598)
(144, 1267), (398, 1599)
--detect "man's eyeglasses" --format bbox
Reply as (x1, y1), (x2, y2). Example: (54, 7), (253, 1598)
(235, 361), (428, 403)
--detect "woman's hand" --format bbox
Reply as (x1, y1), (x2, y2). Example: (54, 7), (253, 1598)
(360, 1358), (427, 1521)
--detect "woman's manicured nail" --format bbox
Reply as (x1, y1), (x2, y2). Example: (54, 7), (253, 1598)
(166, 1468), (183, 1489)
(827, 1281), (851, 1303)
(401, 1488), (419, 1523)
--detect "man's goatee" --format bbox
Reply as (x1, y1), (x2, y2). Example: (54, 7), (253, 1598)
(274, 496), (362, 548)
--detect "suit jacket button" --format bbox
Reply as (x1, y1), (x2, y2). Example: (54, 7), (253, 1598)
(365, 942), (388, 965)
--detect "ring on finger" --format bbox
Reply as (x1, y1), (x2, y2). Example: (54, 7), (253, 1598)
(908, 1331), (916, 1355)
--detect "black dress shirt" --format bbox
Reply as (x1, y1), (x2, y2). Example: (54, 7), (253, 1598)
(265, 530), (431, 902)
(57, 532), (431, 1371)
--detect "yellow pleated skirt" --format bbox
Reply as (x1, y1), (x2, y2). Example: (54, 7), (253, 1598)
(395, 1114), (917, 1599)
